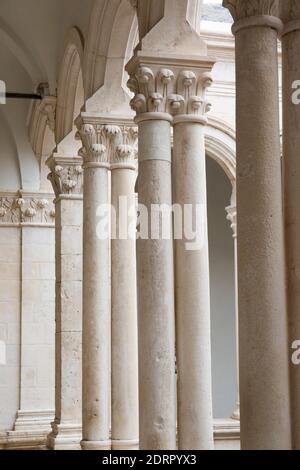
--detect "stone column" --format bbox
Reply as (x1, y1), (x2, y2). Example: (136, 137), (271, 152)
(76, 117), (111, 450)
(47, 155), (83, 450)
(126, 59), (177, 450)
(110, 123), (139, 451)
(281, 0), (300, 450)
(225, 186), (239, 422)
(223, 0), (291, 450)
(171, 68), (214, 450)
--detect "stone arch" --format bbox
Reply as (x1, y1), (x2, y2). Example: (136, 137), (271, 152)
(205, 116), (236, 188)
(56, 27), (85, 144)
(83, 0), (137, 102)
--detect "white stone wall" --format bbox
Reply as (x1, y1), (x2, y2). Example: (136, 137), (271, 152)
(19, 226), (55, 412)
(0, 193), (56, 439)
(0, 227), (21, 431)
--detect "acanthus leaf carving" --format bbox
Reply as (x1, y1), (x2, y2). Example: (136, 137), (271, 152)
(127, 62), (213, 118)
(223, 0), (280, 21)
(47, 158), (83, 198)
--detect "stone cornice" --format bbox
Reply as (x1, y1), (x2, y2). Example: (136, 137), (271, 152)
(76, 114), (138, 170)
(223, 0), (280, 21)
(126, 52), (215, 119)
(0, 191), (55, 227)
(47, 155), (83, 199)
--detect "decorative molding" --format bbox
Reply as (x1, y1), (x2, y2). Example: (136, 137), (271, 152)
(226, 204), (237, 238)
(76, 114), (138, 169)
(126, 55), (215, 118)
(0, 410), (54, 450)
(0, 192), (55, 227)
(28, 96), (57, 158)
(47, 155), (83, 199)
(223, 0), (280, 21)
(226, 184), (237, 238)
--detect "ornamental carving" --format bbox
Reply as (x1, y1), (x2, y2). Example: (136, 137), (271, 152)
(47, 157), (83, 198)
(0, 194), (55, 225)
(223, 0), (280, 21)
(76, 117), (138, 167)
(127, 64), (213, 117)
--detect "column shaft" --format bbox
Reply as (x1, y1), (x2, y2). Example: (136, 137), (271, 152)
(137, 115), (176, 450)
(82, 163), (110, 449)
(282, 16), (300, 450)
(111, 162), (139, 450)
(173, 118), (213, 450)
(233, 17), (291, 449)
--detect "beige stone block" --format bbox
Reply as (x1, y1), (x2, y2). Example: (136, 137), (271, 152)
(56, 331), (82, 423)
(0, 263), (20, 281)
(21, 387), (54, 410)
(0, 227), (20, 245)
(21, 367), (37, 387)
(0, 281), (20, 301)
(22, 244), (55, 263)
(60, 226), (82, 255)
(22, 280), (55, 302)
(58, 201), (83, 227)
(59, 254), (82, 282)
(56, 280), (82, 333)
(22, 262), (55, 281)
(7, 323), (19, 345)
(0, 324), (8, 342)
(22, 227), (55, 246)
(0, 301), (20, 323)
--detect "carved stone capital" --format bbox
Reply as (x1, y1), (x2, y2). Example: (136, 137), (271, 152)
(226, 204), (237, 238)
(76, 114), (138, 169)
(126, 55), (215, 119)
(0, 192), (55, 226)
(47, 155), (83, 199)
(289, 0), (300, 20)
(223, 0), (280, 21)
(75, 120), (109, 166)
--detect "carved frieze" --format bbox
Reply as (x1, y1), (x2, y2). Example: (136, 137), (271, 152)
(0, 193), (55, 225)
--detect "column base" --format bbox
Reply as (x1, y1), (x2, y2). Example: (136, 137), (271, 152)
(0, 410), (54, 450)
(47, 422), (82, 450)
(111, 439), (139, 450)
(81, 440), (111, 450)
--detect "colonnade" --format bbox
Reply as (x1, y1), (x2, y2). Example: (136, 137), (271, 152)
(44, 0), (300, 452)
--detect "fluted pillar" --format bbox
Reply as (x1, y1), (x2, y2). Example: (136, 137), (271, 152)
(225, 186), (239, 422)
(224, 0), (291, 450)
(46, 155), (83, 450)
(76, 118), (111, 450)
(110, 122), (139, 450)
(281, 0), (300, 450)
(126, 58), (177, 450)
(171, 67), (214, 450)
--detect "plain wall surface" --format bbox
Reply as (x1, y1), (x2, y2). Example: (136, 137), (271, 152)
(206, 155), (237, 419)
